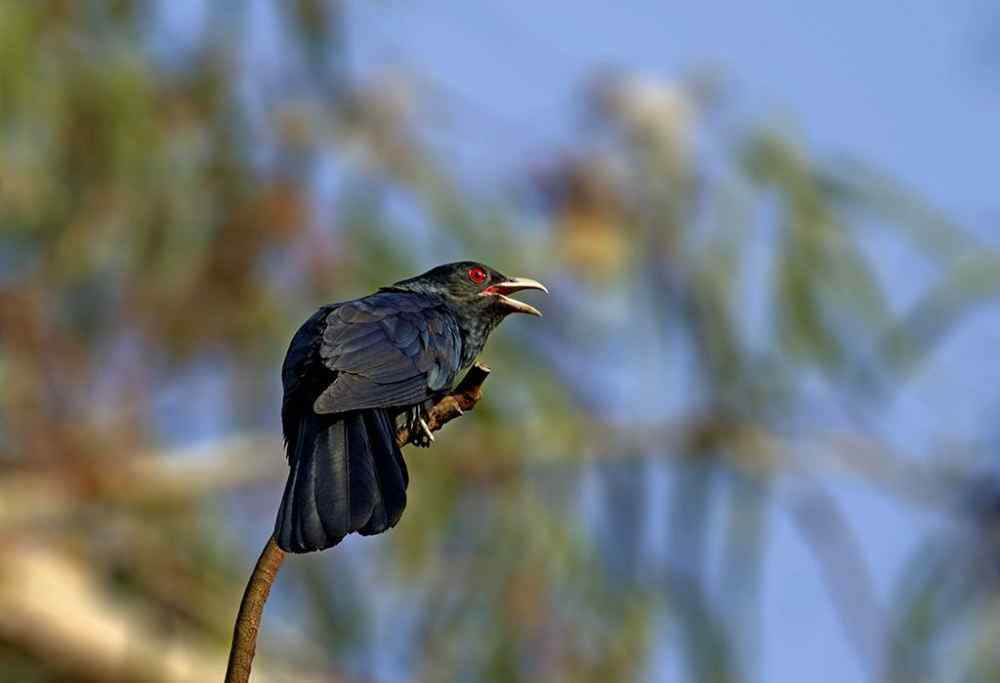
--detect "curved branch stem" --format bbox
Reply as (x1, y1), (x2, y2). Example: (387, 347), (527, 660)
(224, 363), (491, 683)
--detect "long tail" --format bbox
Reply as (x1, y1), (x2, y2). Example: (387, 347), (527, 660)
(274, 408), (409, 553)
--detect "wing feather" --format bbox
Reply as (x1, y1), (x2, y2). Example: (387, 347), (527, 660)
(310, 292), (462, 414)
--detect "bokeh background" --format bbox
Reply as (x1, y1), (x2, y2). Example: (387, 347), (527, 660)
(3, 2), (1000, 681)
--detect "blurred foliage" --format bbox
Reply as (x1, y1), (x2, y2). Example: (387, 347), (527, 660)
(2, 2), (1000, 682)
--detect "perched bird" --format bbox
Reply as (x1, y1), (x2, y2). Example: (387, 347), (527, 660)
(275, 262), (547, 552)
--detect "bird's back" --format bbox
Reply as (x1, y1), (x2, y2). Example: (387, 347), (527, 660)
(283, 290), (463, 423)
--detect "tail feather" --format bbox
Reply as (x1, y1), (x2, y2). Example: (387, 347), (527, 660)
(309, 417), (349, 542)
(275, 408), (409, 553)
(359, 409), (408, 535)
(292, 418), (326, 547)
(344, 411), (385, 531)
(274, 424), (306, 551)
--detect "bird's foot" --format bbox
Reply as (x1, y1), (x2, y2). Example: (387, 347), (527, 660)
(418, 417), (435, 445)
(407, 404), (435, 447)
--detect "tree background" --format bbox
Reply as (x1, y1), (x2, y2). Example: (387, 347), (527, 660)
(2, 2), (1000, 681)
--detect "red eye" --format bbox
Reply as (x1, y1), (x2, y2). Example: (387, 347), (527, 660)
(468, 267), (487, 284)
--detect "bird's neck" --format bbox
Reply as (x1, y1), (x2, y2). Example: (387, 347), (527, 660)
(456, 311), (500, 369)
(438, 298), (503, 369)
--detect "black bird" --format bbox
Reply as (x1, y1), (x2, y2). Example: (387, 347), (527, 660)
(275, 262), (546, 553)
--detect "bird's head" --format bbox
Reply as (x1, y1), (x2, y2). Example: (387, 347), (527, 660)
(388, 261), (547, 320)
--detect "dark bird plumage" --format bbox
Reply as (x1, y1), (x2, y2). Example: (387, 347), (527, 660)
(275, 262), (546, 552)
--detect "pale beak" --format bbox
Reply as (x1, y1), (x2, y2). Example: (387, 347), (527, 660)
(482, 277), (548, 317)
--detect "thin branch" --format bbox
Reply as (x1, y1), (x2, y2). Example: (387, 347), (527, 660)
(225, 363), (492, 683)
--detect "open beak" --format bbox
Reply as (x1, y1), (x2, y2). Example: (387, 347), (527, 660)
(483, 277), (548, 317)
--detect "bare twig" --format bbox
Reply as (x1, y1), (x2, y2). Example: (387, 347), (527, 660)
(225, 363), (492, 683)
(225, 536), (286, 683)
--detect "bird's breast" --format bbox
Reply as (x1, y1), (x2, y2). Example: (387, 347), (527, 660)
(458, 316), (496, 369)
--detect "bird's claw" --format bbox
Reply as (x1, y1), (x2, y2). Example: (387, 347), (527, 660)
(407, 406), (434, 447)
(419, 417), (435, 444)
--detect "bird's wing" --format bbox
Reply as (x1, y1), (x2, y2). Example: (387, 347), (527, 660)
(311, 292), (463, 413)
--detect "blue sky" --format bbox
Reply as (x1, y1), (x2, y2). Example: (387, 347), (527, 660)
(350, 0), (998, 232)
